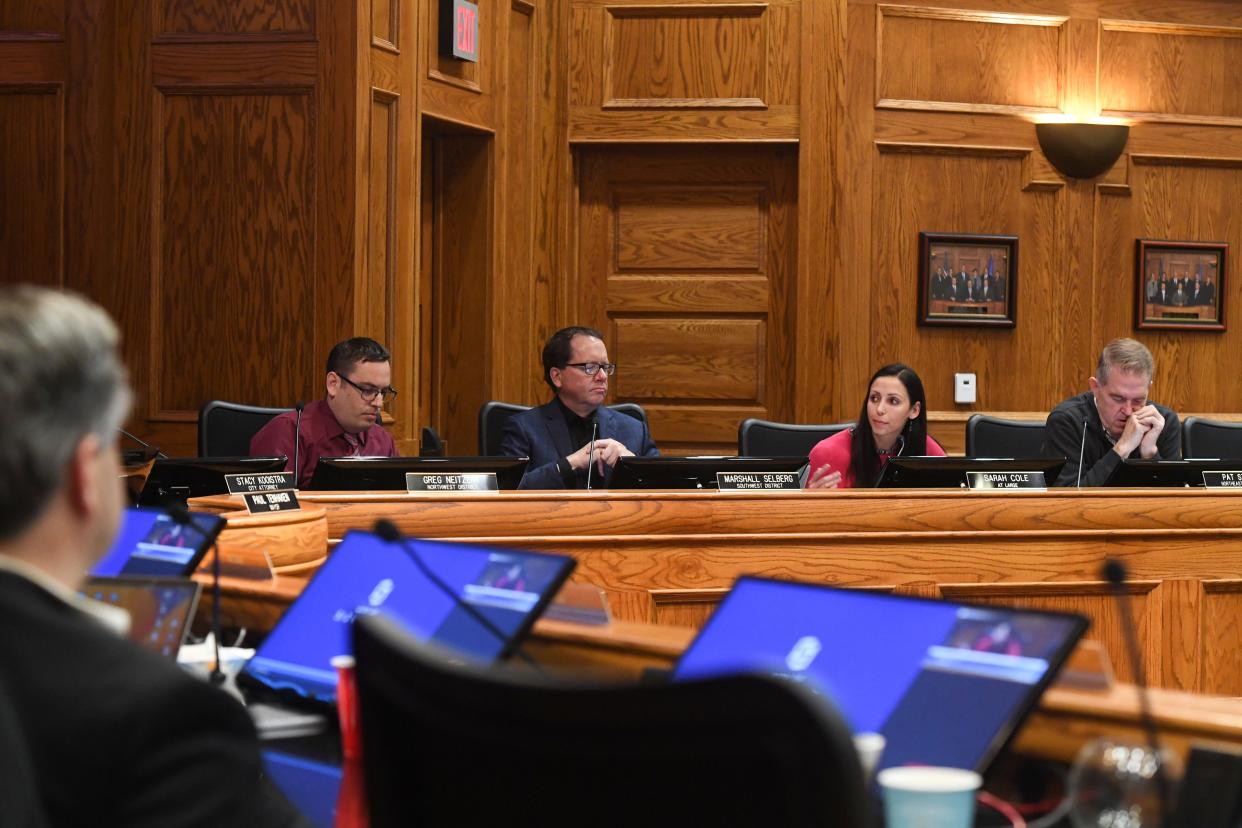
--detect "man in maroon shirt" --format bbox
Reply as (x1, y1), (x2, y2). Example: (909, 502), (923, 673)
(250, 337), (399, 487)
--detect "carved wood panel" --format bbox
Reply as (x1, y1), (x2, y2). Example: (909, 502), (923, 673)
(0, 90), (62, 286)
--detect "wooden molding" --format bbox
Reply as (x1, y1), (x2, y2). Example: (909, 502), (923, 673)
(1100, 18), (1242, 39)
(878, 5), (1068, 27)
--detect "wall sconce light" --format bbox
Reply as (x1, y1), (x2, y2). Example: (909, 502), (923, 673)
(1035, 122), (1130, 179)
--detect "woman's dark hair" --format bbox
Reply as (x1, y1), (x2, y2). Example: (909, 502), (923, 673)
(850, 363), (929, 486)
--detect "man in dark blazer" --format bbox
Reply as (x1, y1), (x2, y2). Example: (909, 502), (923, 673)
(500, 326), (658, 488)
(0, 286), (307, 828)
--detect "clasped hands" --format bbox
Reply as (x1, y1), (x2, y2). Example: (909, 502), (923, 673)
(1115, 405), (1165, 459)
(567, 438), (634, 474)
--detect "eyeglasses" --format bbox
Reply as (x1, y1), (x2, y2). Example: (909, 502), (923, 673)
(338, 373), (398, 402)
(565, 362), (617, 377)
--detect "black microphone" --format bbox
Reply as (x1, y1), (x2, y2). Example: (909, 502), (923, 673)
(119, 428), (168, 459)
(1076, 415), (1090, 487)
(584, 421), (599, 491)
(292, 401), (305, 489)
(1104, 558), (1171, 826)
(372, 519), (543, 674)
(167, 502), (226, 686)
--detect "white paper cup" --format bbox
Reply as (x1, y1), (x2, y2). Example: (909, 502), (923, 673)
(853, 732), (886, 780)
(877, 766), (982, 828)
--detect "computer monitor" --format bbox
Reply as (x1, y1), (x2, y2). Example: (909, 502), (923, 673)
(307, 456), (529, 491)
(79, 576), (201, 660)
(875, 456), (1066, 489)
(92, 506), (225, 577)
(137, 456), (288, 505)
(673, 577), (1087, 774)
(609, 456), (809, 490)
(1107, 458), (1242, 488)
(238, 530), (576, 705)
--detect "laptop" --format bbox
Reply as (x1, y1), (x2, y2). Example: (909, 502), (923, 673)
(307, 456), (529, 491)
(91, 506), (225, 578)
(238, 529), (577, 709)
(80, 576), (202, 660)
(672, 577), (1088, 774)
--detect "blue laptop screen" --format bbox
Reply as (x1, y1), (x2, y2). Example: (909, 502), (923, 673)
(92, 507), (222, 577)
(241, 530), (576, 704)
(672, 578), (1086, 773)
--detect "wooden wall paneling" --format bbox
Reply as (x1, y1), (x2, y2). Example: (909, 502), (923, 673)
(1202, 581), (1242, 696)
(429, 131), (492, 453)
(576, 146), (796, 454)
(0, 88), (63, 286)
(420, 0), (494, 130)
(568, 0), (799, 142)
(1149, 578), (1205, 692)
(357, 0), (418, 453)
(875, 5), (1067, 116)
(0, 0), (63, 35)
(155, 0), (315, 39)
(1100, 19), (1242, 126)
(491, 0), (536, 405)
(1094, 156), (1242, 414)
(795, 0), (844, 423)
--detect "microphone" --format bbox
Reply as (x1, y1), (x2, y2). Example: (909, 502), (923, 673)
(372, 520), (543, 674)
(119, 428), (168, 459)
(167, 502), (226, 686)
(584, 421), (599, 491)
(1076, 415), (1089, 487)
(1104, 559), (1171, 825)
(292, 401), (305, 489)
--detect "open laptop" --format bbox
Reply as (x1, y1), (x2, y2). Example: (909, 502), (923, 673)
(238, 529), (576, 711)
(307, 456), (529, 491)
(672, 577), (1087, 774)
(91, 506), (225, 578)
(137, 456), (287, 505)
(80, 576), (202, 660)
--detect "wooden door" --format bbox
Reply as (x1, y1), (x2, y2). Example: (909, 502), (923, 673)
(577, 146), (797, 454)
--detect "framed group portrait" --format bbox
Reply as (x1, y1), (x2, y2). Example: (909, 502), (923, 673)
(1135, 239), (1227, 332)
(918, 233), (1018, 328)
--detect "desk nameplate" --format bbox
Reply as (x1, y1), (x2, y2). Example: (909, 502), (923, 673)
(406, 472), (498, 493)
(716, 471), (801, 491)
(966, 471), (1046, 491)
(1203, 471), (1242, 489)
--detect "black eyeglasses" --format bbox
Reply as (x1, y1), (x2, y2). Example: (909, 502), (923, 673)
(338, 373), (398, 402)
(565, 362), (616, 377)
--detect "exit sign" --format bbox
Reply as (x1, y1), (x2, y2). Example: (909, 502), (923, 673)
(440, 0), (478, 62)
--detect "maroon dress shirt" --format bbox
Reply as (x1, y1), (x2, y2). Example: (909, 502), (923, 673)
(249, 398), (398, 488)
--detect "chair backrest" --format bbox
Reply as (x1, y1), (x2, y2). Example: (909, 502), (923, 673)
(965, 414), (1048, 458)
(197, 400), (293, 457)
(737, 418), (854, 457)
(478, 401), (651, 456)
(1183, 416), (1242, 458)
(353, 614), (870, 828)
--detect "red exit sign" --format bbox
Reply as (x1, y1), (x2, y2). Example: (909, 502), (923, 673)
(439, 0), (479, 62)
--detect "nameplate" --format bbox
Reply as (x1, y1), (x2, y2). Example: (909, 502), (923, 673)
(405, 472), (498, 493)
(243, 489), (301, 514)
(1202, 471), (1242, 489)
(716, 471), (801, 491)
(226, 471), (296, 494)
(966, 471), (1047, 491)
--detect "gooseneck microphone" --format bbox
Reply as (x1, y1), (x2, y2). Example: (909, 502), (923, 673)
(167, 502), (226, 686)
(119, 428), (168, 459)
(1104, 558), (1171, 825)
(1076, 415), (1090, 487)
(372, 519), (543, 674)
(291, 401), (305, 489)
(584, 421), (599, 491)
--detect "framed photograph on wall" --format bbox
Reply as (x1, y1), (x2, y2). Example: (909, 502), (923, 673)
(918, 233), (1018, 328)
(1136, 239), (1227, 332)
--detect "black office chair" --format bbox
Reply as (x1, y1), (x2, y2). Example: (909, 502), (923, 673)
(737, 418), (854, 457)
(965, 414), (1048, 458)
(197, 400), (293, 457)
(353, 614), (870, 828)
(478, 400), (650, 456)
(1183, 416), (1242, 458)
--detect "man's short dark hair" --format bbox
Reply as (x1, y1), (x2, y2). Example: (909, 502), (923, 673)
(327, 337), (391, 376)
(541, 326), (603, 391)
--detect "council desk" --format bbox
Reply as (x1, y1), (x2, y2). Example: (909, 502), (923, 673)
(189, 487), (1242, 696)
